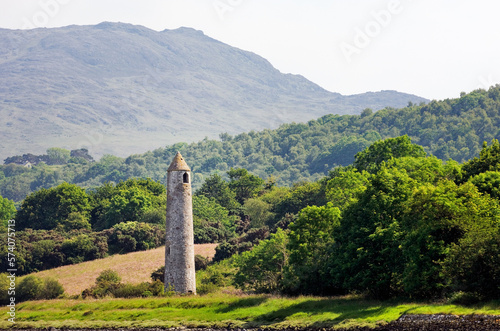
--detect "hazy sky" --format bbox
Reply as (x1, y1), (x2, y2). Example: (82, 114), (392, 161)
(1, 0), (499, 100)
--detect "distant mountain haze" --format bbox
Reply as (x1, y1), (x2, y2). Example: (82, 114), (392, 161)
(0, 22), (427, 161)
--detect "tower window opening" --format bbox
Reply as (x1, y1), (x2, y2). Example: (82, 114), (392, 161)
(183, 172), (189, 183)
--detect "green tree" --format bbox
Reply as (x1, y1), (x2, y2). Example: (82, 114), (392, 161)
(353, 135), (426, 172)
(462, 139), (500, 181)
(272, 181), (325, 225)
(196, 173), (240, 213)
(283, 203), (341, 295)
(399, 181), (497, 298)
(58, 212), (91, 231)
(0, 195), (16, 221)
(227, 168), (265, 204)
(192, 195), (237, 244)
(46, 147), (71, 165)
(101, 187), (152, 229)
(234, 228), (288, 293)
(89, 179), (166, 230)
(442, 218), (500, 299)
(335, 166), (416, 298)
(469, 171), (500, 199)
(193, 195), (237, 232)
(243, 198), (273, 228)
(325, 168), (369, 211)
(15, 182), (91, 230)
(17, 275), (44, 301)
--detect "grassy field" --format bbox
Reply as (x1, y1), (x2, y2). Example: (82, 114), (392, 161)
(1, 294), (499, 329)
(30, 244), (217, 295)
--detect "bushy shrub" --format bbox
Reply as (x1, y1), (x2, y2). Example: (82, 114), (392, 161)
(196, 258), (236, 295)
(96, 269), (121, 285)
(40, 277), (65, 299)
(113, 281), (164, 298)
(8, 275), (64, 302)
(83, 269), (165, 298)
(195, 255), (209, 271)
(213, 241), (237, 263)
(17, 275), (44, 301)
(113, 282), (149, 298)
(83, 269), (122, 298)
(151, 265), (164, 283)
(61, 234), (108, 264)
(107, 222), (164, 254)
(449, 291), (482, 306)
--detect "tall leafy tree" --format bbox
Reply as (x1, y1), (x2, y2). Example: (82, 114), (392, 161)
(46, 147), (71, 165)
(0, 195), (16, 221)
(243, 198), (273, 229)
(227, 168), (265, 204)
(334, 166), (415, 298)
(442, 217), (500, 299)
(15, 182), (91, 230)
(399, 181), (498, 298)
(192, 195), (238, 243)
(462, 139), (500, 181)
(272, 181), (325, 224)
(234, 228), (288, 293)
(196, 173), (240, 213)
(325, 168), (369, 211)
(89, 178), (166, 230)
(353, 135), (426, 172)
(468, 171), (500, 199)
(284, 203), (341, 295)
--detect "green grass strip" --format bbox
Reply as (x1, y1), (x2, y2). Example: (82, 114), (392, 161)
(1, 294), (499, 329)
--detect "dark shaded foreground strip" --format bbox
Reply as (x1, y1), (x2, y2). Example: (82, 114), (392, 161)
(6, 314), (500, 331)
(374, 314), (500, 330)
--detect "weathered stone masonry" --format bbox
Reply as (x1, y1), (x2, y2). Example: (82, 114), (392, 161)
(164, 152), (196, 294)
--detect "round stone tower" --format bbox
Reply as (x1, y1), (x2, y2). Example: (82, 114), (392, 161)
(164, 152), (196, 294)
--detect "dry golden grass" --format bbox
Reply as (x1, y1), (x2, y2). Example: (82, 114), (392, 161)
(32, 244), (217, 295)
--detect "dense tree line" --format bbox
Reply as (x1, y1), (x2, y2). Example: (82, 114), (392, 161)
(233, 136), (500, 300)
(2, 135), (499, 302)
(1, 86), (500, 202)
(0, 175), (249, 275)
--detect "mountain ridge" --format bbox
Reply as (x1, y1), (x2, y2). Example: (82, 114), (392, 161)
(0, 22), (427, 161)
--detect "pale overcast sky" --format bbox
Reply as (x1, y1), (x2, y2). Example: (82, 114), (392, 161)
(1, 0), (500, 100)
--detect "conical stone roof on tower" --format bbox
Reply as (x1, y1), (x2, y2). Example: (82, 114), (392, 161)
(167, 152), (191, 171)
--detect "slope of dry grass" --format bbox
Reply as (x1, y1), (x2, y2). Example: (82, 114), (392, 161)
(32, 244), (217, 295)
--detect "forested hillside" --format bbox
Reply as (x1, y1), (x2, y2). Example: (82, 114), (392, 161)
(1, 85), (499, 202)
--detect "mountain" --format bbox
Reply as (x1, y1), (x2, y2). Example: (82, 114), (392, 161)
(0, 22), (427, 161)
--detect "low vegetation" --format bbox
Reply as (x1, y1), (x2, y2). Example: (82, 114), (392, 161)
(0, 294), (499, 329)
